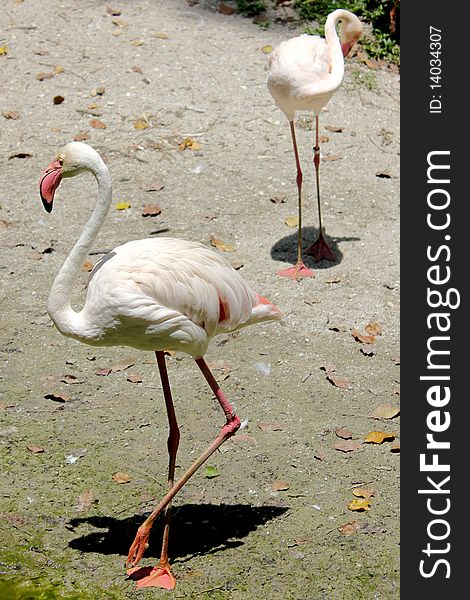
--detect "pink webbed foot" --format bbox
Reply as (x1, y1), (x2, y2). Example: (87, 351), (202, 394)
(277, 261), (315, 279)
(305, 235), (335, 262)
(127, 562), (177, 590)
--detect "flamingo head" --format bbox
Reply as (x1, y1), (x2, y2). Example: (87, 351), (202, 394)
(338, 11), (363, 57)
(39, 142), (102, 212)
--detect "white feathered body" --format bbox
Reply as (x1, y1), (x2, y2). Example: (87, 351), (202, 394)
(51, 237), (279, 358)
(267, 33), (345, 121)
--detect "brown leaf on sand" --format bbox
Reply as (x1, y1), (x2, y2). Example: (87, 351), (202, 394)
(76, 489), (94, 513)
(338, 520), (360, 536)
(53, 95), (65, 105)
(390, 443), (400, 453)
(352, 487), (376, 499)
(142, 204), (162, 217)
(364, 431), (396, 444)
(210, 236), (235, 252)
(111, 360), (135, 373)
(112, 472), (131, 484)
(90, 118), (107, 129)
(334, 440), (362, 453)
(365, 321), (382, 336)
(271, 480), (289, 491)
(351, 328), (376, 344)
(127, 374), (143, 384)
(178, 137), (201, 151)
(27, 444), (45, 454)
(324, 124), (343, 133)
(369, 403), (400, 420)
(82, 260), (94, 272)
(258, 422), (283, 432)
(3, 110), (20, 120)
(320, 364), (352, 389)
(36, 71), (54, 81)
(74, 132), (90, 142)
(335, 427), (352, 440)
(95, 368), (112, 376)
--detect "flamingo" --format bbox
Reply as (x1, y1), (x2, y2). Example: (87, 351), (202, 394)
(39, 141), (282, 589)
(267, 9), (363, 278)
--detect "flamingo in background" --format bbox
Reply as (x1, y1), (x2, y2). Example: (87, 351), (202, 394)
(267, 9), (363, 278)
(39, 142), (282, 589)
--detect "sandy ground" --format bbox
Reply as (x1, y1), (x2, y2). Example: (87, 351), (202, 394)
(0, 1), (399, 598)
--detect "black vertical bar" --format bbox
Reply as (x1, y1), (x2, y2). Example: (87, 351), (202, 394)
(401, 1), (466, 596)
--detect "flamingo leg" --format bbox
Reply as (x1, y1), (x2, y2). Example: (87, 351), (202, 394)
(126, 357), (240, 574)
(277, 120), (315, 279)
(127, 351), (179, 589)
(305, 115), (335, 262)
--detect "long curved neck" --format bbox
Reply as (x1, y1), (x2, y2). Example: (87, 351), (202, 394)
(324, 10), (347, 87)
(47, 165), (112, 334)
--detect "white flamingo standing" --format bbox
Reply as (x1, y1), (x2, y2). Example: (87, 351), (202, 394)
(267, 9), (363, 279)
(39, 142), (282, 589)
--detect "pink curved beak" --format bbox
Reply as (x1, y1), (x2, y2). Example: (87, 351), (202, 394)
(39, 159), (62, 212)
(341, 40), (355, 57)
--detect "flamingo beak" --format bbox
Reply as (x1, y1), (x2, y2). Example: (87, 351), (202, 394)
(39, 159), (63, 212)
(341, 40), (355, 57)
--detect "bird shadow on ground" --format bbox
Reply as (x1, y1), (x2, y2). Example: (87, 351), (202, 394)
(67, 503), (288, 562)
(271, 227), (360, 270)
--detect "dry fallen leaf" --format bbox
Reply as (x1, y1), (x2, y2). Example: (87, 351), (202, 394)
(60, 375), (80, 385)
(178, 137), (201, 151)
(54, 65), (65, 75)
(390, 443), (400, 453)
(272, 480), (290, 491)
(320, 365), (352, 389)
(325, 276), (341, 284)
(364, 431), (396, 444)
(142, 204), (162, 217)
(365, 321), (382, 336)
(352, 487), (376, 499)
(134, 119), (149, 130)
(334, 440), (362, 453)
(0, 45), (8, 56)
(153, 32), (170, 39)
(270, 195), (286, 204)
(95, 368), (112, 376)
(111, 360), (135, 372)
(36, 71), (54, 81)
(74, 132), (90, 142)
(284, 215), (299, 228)
(106, 6), (121, 16)
(210, 236), (235, 252)
(90, 118), (107, 129)
(376, 170), (392, 179)
(116, 202), (131, 210)
(112, 471), (131, 484)
(338, 520), (360, 536)
(335, 427), (352, 440)
(324, 125), (343, 133)
(82, 260), (94, 272)
(262, 44), (273, 54)
(360, 345), (376, 357)
(369, 403), (400, 420)
(127, 374), (143, 384)
(258, 422), (283, 432)
(27, 444), (45, 454)
(3, 110), (20, 120)
(9, 151), (32, 159)
(53, 95), (65, 105)
(351, 328), (376, 344)
(130, 39), (145, 46)
(348, 498), (371, 512)
(76, 489), (94, 513)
